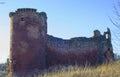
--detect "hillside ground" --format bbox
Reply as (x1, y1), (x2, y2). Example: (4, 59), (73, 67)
(0, 60), (120, 77)
(38, 60), (120, 77)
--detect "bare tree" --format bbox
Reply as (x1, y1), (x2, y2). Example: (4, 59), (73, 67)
(110, 0), (120, 55)
(110, 1), (120, 29)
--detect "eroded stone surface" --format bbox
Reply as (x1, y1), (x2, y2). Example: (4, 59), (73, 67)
(27, 26), (40, 39)
(46, 34), (114, 67)
(19, 41), (28, 54)
(9, 8), (47, 76)
(9, 8), (114, 77)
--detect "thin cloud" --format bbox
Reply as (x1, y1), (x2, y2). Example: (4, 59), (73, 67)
(0, 2), (5, 4)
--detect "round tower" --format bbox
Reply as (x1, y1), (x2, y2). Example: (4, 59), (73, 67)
(9, 8), (47, 76)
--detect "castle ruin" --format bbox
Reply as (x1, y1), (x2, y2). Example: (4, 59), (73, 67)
(8, 8), (114, 76)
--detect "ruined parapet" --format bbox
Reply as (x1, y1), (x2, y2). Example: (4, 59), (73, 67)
(8, 8), (114, 76)
(104, 28), (111, 41)
(46, 28), (114, 67)
(103, 28), (112, 50)
(9, 8), (47, 76)
(103, 28), (114, 62)
(93, 30), (101, 37)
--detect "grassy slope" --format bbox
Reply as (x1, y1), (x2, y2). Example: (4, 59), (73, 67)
(38, 60), (120, 77)
(1, 60), (120, 77)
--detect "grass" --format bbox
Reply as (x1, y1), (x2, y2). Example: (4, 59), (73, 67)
(1, 60), (120, 77)
(38, 60), (120, 77)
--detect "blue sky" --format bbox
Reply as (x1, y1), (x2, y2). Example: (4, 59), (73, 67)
(0, 0), (119, 63)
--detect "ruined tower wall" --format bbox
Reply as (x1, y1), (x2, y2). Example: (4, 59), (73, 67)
(47, 36), (100, 52)
(46, 33), (113, 67)
(9, 8), (47, 75)
(9, 8), (114, 76)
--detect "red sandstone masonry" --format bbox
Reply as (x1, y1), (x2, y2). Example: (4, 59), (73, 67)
(9, 8), (47, 76)
(8, 8), (114, 77)
(46, 46), (99, 67)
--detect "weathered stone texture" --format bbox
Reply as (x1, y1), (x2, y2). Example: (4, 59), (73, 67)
(46, 33), (113, 67)
(47, 35), (110, 54)
(8, 8), (114, 76)
(46, 46), (99, 67)
(9, 8), (47, 76)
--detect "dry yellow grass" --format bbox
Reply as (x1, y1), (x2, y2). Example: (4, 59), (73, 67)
(38, 60), (120, 77)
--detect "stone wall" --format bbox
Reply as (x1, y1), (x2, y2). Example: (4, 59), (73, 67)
(46, 31), (113, 67)
(9, 8), (47, 76)
(8, 8), (114, 77)
(47, 35), (102, 53)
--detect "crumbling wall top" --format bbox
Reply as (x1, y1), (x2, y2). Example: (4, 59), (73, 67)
(9, 8), (37, 17)
(16, 8), (37, 12)
(39, 12), (47, 19)
(9, 8), (47, 19)
(93, 30), (101, 37)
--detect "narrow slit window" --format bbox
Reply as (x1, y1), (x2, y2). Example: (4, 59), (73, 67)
(106, 34), (109, 39)
(21, 17), (25, 21)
